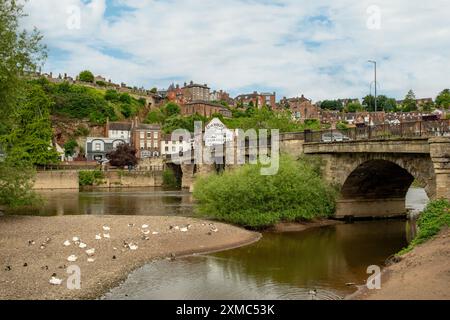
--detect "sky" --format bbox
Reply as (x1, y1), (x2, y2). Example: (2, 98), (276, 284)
(21, 0), (450, 102)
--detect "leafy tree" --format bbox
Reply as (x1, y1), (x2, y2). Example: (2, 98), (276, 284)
(64, 139), (78, 157)
(145, 108), (165, 124)
(320, 100), (343, 111)
(78, 70), (94, 83)
(119, 93), (132, 104)
(421, 100), (435, 112)
(163, 102), (181, 117)
(150, 87), (158, 94)
(106, 144), (138, 167)
(400, 90), (417, 112)
(0, 0), (48, 206)
(345, 101), (364, 112)
(435, 89), (450, 109)
(104, 89), (120, 101)
(120, 103), (132, 118)
(5, 84), (60, 166)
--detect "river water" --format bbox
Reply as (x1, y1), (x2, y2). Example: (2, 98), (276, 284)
(7, 187), (428, 300)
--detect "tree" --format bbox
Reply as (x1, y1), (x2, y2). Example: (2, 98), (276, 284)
(6, 84), (60, 166)
(64, 139), (78, 157)
(163, 102), (181, 117)
(106, 144), (138, 167)
(145, 108), (165, 124)
(435, 89), (450, 109)
(119, 93), (132, 104)
(345, 101), (364, 112)
(78, 70), (94, 83)
(320, 100), (343, 111)
(402, 90), (417, 112)
(104, 89), (120, 101)
(0, 1), (49, 206)
(150, 87), (158, 94)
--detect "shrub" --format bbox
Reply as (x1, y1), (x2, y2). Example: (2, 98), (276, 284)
(399, 199), (450, 254)
(79, 170), (105, 186)
(78, 70), (94, 83)
(163, 169), (180, 188)
(193, 155), (337, 229)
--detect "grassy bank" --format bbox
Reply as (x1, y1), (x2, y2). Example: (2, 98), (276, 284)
(193, 155), (337, 229)
(399, 199), (450, 254)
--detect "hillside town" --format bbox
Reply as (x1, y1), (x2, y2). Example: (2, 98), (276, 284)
(35, 70), (449, 164)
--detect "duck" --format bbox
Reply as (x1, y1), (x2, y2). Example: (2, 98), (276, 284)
(67, 255), (78, 262)
(49, 277), (63, 285)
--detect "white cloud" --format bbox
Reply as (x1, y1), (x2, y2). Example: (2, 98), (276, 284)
(21, 0), (450, 101)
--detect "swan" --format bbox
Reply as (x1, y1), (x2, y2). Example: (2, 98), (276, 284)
(63, 240), (71, 247)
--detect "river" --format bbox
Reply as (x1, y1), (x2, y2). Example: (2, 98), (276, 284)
(7, 187), (428, 300)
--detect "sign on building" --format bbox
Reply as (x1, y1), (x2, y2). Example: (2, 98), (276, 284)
(140, 150), (152, 159)
(204, 118), (233, 147)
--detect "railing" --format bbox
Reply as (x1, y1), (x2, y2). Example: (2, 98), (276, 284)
(302, 119), (450, 144)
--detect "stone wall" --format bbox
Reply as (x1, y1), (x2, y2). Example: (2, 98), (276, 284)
(33, 171), (79, 190)
(100, 171), (163, 188)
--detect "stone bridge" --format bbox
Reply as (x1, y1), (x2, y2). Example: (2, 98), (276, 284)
(166, 120), (450, 218)
(287, 137), (450, 218)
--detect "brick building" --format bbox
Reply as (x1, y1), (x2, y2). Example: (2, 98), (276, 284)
(182, 101), (232, 118)
(131, 123), (162, 159)
(182, 81), (210, 102)
(235, 91), (276, 109)
(278, 95), (320, 121)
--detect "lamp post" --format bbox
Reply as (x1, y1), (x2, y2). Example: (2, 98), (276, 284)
(368, 60), (377, 112)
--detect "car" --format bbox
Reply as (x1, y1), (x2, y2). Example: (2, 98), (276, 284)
(321, 132), (351, 142)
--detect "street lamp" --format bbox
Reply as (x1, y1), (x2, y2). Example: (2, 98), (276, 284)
(368, 60), (377, 112)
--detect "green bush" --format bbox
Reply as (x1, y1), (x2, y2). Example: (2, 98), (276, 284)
(399, 199), (450, 254)
(78, 70), (94, 83)
(193, 155), (337, 229)
(162, 169), (180, 188)
(79, 170), (105, 186)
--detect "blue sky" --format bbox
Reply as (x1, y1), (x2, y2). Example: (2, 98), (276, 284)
(22, 0), (450, 101)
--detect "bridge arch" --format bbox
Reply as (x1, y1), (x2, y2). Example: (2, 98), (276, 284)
(334, 156), (435, 218)
(341, 160), (415, 202)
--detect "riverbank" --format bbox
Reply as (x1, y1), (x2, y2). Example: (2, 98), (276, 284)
(0, 215), (260, 300)
(350, 227), (450, 300)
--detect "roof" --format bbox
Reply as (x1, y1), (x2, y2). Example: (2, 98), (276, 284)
(135, 124), (161, 131)
(108, 122), (132, 131)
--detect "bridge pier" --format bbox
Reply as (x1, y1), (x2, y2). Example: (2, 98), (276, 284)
(430, 137), (450, 200)
(180, 163), (216, 192)
(336, 198), (407, 219)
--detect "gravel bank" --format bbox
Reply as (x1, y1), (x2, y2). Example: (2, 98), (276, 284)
(0, 215), (260, 300)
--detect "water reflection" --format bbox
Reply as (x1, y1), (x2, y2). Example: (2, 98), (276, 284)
(6, 188), (194, 216)
(103, 221), (410, 300)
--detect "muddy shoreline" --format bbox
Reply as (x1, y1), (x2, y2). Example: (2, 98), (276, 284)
(0, 215), (260, 300)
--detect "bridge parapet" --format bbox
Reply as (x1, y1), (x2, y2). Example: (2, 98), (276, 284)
(303, 138), (430, 154)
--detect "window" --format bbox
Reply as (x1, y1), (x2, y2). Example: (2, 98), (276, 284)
(165, 146), (169, 152)
(95, 143), (101, 151)
(147, 132), (152, 139)
(153, 132), (158, 139)
(172, 146), (176, 152)
(140, 141), (145, 150)
(140, 132), (144, 139)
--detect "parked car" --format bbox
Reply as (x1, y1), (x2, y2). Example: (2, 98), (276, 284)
(321, 132), (351, 142)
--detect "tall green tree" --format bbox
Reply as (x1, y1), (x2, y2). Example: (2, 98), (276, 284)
(0, 0), (48, 206)
(435, 89), (450, 109)
(320, 100), (343, 111)
(402, 90), (417, 112)
(78, 70), (94, 83)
